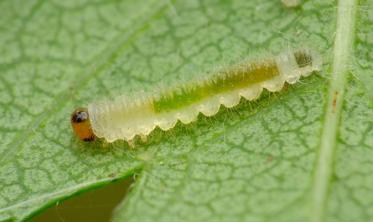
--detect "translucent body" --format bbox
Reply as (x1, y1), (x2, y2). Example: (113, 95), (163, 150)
(88, 48), (322, 142)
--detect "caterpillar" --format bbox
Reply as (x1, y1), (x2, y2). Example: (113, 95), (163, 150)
(71, 48), (322, 144)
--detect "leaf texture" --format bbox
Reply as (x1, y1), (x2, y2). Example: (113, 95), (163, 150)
(0, 0), (371, 221)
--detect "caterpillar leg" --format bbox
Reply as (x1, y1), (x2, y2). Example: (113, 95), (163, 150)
(102, 140), (110, 148)
(127, 140), (135, 148)
(140, 134), (147, 143)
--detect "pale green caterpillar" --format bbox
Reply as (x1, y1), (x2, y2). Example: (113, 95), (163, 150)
(71, 48), (322, 144)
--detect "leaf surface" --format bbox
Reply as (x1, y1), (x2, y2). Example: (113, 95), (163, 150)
(0, 0), (372, 221)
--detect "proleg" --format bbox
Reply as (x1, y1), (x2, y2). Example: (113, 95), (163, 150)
(71, 108), (96, 142)
(71, 48), (322, 143)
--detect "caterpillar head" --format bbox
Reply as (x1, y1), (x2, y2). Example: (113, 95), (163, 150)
(71, 107), (96, 142)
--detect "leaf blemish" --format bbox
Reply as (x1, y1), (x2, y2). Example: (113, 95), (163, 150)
(332, 91), (339, 113)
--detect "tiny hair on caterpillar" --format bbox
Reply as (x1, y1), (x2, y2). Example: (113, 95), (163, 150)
(70, 48), (322, 145)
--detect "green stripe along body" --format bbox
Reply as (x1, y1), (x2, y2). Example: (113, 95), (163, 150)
(88, 48), (322, 143)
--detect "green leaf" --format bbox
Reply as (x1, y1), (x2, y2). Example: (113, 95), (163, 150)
(0, 0), (372, 222)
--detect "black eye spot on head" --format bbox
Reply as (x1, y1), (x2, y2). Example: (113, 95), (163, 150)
(71, 108), (89, 123)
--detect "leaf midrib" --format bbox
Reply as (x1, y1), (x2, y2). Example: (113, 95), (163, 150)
(311, 0), (358, 221)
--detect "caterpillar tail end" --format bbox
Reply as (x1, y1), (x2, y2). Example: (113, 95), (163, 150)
(71, 107), (96, 142)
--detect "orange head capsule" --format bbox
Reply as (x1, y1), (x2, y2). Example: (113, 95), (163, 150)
(71, 108), (96, 142)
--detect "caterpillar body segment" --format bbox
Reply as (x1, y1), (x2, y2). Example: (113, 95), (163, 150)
(71, 48), (322, 143)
